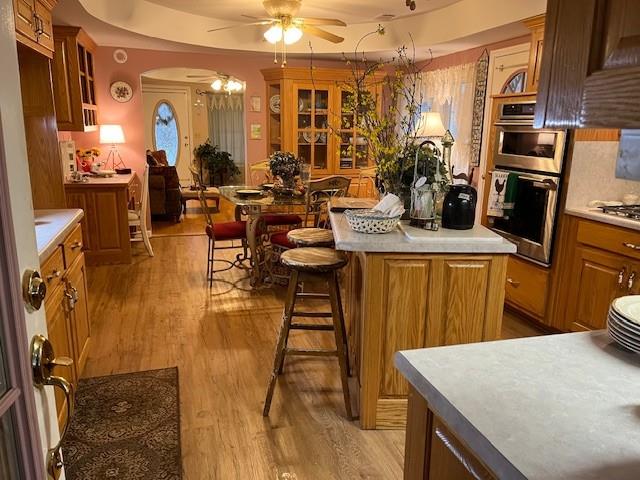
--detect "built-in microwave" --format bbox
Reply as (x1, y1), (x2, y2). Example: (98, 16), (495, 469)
(494, 101), (566, 174)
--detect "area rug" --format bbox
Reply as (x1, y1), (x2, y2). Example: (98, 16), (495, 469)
(61, 367), (182, 480)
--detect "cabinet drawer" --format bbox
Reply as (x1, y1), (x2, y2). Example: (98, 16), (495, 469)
(41, 246), (64, 291)
(504, 255), (549, 318)
(63, 223), (83, 267)
(577, 220), (640, 262)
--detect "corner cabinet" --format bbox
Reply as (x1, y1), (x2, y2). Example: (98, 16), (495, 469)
(535, 0), (640, 129)
(262, 67), (382, 179)
(13, 0), (56, 58)
(52, 26), (99, 131)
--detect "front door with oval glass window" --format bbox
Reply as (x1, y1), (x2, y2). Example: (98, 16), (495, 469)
(142, 88), (192, 183)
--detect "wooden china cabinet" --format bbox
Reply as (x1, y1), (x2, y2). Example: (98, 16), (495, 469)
(262, 67), (382, 189)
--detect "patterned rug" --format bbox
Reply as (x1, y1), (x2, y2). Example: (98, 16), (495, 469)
(61, 367), (182, 479)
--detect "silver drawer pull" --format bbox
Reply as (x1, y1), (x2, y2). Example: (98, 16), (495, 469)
(623, 242), (640, 250)
(506, 277), (521, 287)
(434, 427), (490, 480)
(629, 272), (636, 292)
(70, 241), (83, 250)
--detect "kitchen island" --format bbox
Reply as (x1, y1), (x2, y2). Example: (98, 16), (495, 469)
(395, 331), (640, 480)
(328, 210), (516, 429)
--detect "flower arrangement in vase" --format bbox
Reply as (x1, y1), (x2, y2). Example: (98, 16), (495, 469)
(269, 151), (303, 195)
(76, 147), (101, 173)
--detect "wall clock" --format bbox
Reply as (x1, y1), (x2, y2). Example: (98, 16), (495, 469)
(110, 81), (133, 103)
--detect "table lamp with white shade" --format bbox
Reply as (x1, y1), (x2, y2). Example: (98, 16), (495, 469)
(99, 124), (127, 171)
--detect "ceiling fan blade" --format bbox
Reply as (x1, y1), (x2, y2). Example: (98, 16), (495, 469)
(241, 14), (277, 21)
(297, 17), (346, 27)
(207, 21), (271, 32)
(303, 25), (344, 43)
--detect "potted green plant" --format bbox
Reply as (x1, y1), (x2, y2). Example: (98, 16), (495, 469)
(193, 140), (240, 187)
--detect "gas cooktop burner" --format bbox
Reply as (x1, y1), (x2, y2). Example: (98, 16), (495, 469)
(599, 204), (640, 220)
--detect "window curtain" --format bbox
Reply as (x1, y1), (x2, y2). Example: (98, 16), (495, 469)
(417, 63), (476, 180)
(207, 93), (245, 179)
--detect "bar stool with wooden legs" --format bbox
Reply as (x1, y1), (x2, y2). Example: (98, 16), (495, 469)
(263, 247), (352, 420)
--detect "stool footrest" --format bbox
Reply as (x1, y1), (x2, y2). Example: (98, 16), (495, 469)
(290, 323), (334, 331)
(285, 348), (338, 356)
(297, 293), (330, 299)
(292, 311), (333, 318)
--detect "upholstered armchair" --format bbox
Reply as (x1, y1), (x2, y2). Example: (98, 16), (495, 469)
(147, 150), (182, 222)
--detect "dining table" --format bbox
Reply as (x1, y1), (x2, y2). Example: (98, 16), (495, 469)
(218, 186), (307, 287)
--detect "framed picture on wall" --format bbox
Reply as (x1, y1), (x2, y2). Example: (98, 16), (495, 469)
(250, 96), (261, 112)
(250, 124), (262, 139)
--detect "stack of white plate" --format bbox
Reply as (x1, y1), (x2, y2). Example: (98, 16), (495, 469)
(608, 295), (640, 353)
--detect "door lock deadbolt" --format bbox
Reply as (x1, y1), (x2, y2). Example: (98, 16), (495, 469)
(23, 269), (47, 311)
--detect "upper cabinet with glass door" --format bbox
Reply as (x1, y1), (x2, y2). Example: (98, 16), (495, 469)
(261, 67), (382, 179)
(52, 26), (99, 132)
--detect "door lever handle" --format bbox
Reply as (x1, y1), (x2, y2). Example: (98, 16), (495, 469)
(30, 335), (75, 480)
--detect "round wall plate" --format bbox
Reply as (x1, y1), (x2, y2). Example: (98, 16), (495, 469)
(110, 81), (133, 102)
(113, 48), (128, 64)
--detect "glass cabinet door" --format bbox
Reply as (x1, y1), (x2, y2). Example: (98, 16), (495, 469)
(267, 82), (282, 156)
(295, 85), (331, 175)
(338, 88), (373, 174)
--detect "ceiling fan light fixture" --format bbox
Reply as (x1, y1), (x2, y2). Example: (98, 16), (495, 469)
(264, 24), (283, 44)
(283, 25), (302, 44)
(211, 79), (223, 91)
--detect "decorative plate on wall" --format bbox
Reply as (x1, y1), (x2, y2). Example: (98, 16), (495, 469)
(113, 48), (128, 64)
(110, 81), (133, 103)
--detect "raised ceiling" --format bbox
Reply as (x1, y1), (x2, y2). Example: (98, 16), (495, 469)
(143, 0), (462, 24)
(69, 0), (546, 59)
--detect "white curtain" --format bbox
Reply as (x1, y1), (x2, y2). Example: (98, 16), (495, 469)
(207, 93), (245, 178)
(418, 63), (476, 180)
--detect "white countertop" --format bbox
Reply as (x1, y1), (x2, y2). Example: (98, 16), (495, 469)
(64, 172), (135, 186)
(328, 210), (516, 254)
(566, 206), (640, 231)
(34, 209), (84, 262)
(395, 331), (640, 480)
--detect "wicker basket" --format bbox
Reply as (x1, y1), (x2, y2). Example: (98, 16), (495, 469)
(344, 209), (402, 234)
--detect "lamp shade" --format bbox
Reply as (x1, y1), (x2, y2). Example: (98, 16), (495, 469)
(414, 112), (446, 138)
(264, 24), (283, 44)
(99, 124), (125, 144)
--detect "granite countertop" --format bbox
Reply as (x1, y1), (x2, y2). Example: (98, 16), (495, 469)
(34, 209), (84, 262)
(395, 331), (640, 480)
(328, 210), (516, 254)
(566, 206), (640, 231)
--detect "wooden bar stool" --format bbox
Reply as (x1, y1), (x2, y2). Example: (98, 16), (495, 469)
(263, 247), (352, 420)
(287, 227), (334, 247)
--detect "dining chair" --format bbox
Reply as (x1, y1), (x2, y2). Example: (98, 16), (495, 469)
(356, 166), (378, 198)
(270, 175), (351, 251)
(128, 164), (154, 257)
(191, 168), (250, 287)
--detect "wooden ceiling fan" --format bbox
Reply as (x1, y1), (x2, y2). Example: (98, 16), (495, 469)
(208, 0), (346, 45)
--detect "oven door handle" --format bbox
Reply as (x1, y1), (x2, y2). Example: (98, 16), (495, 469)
(494, 121), (535, 127)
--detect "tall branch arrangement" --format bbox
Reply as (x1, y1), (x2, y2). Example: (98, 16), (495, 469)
(339, 26), (441, 194)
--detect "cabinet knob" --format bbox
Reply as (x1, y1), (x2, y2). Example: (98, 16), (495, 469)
(618, 267), (627, 288)
(70, 241), (83, 250)
(628, 271), (636, 292)
(46, 269), (61, 282)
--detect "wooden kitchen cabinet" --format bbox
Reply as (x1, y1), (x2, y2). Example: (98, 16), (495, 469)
(346, 252), (507, 429)
(41, 222), (92, 431)
(535, 0), (640, 129)
(557, 216), (640, 332)
(13, 0), (56, 58)
(566, 246), (627, 332)
(523, 14), (545, 92)
(52, 26), (99, 131)
(262, 67), (382, 181)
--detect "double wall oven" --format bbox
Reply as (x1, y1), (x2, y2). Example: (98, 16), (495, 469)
(487, 101), (567, 266)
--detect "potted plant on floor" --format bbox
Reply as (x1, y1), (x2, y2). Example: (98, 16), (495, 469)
(193, 140), (240, 187)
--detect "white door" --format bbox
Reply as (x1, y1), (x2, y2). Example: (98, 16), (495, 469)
(476, 43), (530, 222)
(0, 2), (61, 477)
(142, 86), (193, 184)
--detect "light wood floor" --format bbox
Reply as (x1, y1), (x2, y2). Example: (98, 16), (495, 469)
(85, 204), (545, 479)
